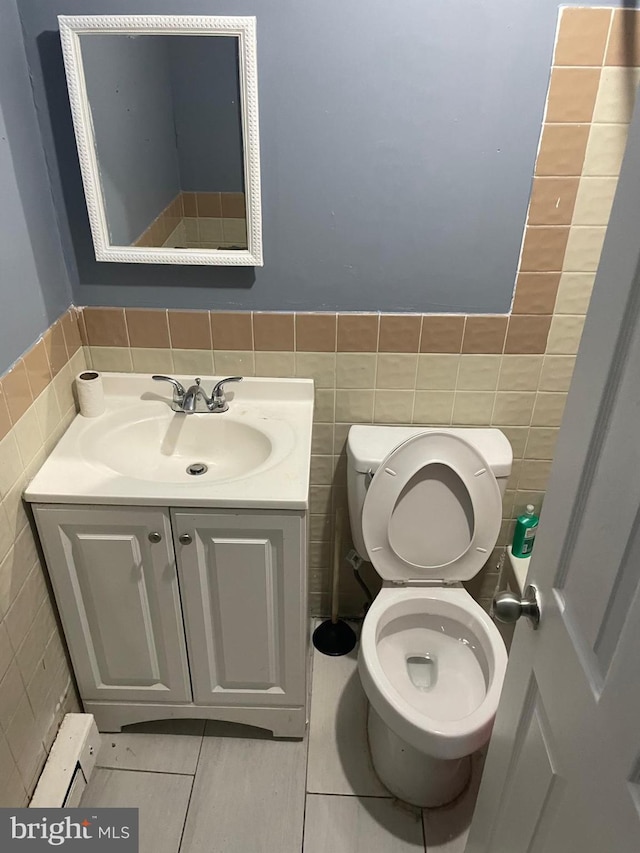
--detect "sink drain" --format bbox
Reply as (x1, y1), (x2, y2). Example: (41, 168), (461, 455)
(186, 463), (208, 476)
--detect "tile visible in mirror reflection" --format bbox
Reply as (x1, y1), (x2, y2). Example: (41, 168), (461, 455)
(196, 192), (222, 217)
(221, 192), (246, 218)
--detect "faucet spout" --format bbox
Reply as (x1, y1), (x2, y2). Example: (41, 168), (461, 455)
(181, 378), (204, 414)
(182, 388), (199, 413)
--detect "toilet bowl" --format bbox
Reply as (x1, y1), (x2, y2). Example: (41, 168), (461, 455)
(347, 426), (511, 807)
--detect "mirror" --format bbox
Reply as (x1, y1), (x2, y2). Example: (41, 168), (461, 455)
(59, 16), (263, 266)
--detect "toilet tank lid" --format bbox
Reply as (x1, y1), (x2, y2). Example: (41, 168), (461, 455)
(347, 425), (512, 478)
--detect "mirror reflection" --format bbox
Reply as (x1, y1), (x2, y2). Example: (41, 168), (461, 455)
(80, 34), (247, 251)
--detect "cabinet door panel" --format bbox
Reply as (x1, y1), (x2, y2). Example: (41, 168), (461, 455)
(72, 531), (165, 686)
(33, 505), (191, 703)
(209, 536), (279, 688)
(173, 510), (306, 707)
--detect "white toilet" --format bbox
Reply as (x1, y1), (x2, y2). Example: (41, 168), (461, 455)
(347, 425), (511, 807)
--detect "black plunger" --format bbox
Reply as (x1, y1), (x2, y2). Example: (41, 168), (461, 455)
(313, 511), (356, 655)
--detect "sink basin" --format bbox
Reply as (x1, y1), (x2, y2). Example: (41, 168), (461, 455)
(24, 374), (314, 509)
(80, 403), (275, 483)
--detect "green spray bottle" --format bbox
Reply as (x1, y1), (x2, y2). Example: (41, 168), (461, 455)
(512, 504), (539, 557)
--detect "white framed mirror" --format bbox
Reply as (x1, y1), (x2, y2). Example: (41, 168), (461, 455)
(59, 15), (263, 266)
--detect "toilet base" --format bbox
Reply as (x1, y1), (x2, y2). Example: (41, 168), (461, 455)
(367, 705), (471, 808)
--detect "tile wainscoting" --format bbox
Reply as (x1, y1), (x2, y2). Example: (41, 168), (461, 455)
(0, 307), (86, 806)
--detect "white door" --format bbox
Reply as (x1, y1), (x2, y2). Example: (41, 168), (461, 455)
(466, 93), (640, 851)
(173, 509), (307, 707)
(33, 505), (192, 704)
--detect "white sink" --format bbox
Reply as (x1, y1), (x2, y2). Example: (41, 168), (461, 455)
(81, 402), (279, 484)
(25, 374), (314, 509)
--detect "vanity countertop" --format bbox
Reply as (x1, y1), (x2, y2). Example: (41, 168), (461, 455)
(24, 373), (314, 510)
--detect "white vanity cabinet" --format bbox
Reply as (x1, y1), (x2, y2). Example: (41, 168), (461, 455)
(32, 504), (308, 737)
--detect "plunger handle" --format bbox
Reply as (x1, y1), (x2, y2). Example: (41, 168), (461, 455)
(330, 509), (343, 625)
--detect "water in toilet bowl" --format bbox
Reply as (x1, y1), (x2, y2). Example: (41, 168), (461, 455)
(406, 654), (438, 691)
(376, 614), (489, 722)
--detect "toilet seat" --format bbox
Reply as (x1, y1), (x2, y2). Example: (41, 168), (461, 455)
(362, 431), (501, 583)
(358, 586), (508, 760)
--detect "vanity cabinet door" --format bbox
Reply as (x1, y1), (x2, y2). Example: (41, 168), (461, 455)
(32, 505), (192, 704)
(172, 509), (307, 707)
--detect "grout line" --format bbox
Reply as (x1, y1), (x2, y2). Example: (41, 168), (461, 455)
(121, 308), (131, 349)
(300, 796), (308, 853)
(300, 636), (316, 853)
(552, 64), (606, 70)
(176, 728), (206, 853)
(94, 765), (198, 778)
(410, 350), (420, 426)
(301, 747), (311, 852)
(305, 791), (394, 800)
(602, 7), (616, 67)
(176, 773), (197, 853)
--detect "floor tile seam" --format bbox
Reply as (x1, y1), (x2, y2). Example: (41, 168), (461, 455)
(300, 780), (309, 853)
(176, 772), (197, 853)
(303, 628), (316, 798)
(95, 764), (197, 778)
(190, 725), (207, 777)
(305, 791), (393, 799)
(304, 628), (324, 806)
(176, 731), (205, 853)
(299, 715), (313, 853)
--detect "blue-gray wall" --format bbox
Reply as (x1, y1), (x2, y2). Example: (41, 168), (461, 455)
(170, 36), (244, 194)
(0, 0), (72, 375)
(81, 35), (181, 245)
(17, 0), (619, 313)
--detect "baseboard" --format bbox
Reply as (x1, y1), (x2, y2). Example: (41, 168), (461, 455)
(30, 714), (101, 808)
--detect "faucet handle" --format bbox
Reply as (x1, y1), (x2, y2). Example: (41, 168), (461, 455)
(152, 375), (186, 399)
(212, 376), (243, 399)
(208, 376), (242, 412)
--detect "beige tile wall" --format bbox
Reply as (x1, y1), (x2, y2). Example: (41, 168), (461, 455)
(78, 8), (640, 617)
(0, 308), (86, 806)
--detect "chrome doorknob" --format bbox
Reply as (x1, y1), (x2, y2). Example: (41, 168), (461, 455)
(178, 533), (193, 545)
(148, 532), (162, 543)
(492, 584), (540, 629)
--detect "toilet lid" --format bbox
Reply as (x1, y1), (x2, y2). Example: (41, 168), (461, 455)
(362, 431), (501, 583)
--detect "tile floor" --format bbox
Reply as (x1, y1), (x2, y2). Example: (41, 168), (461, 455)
(81, 638), (482, 853)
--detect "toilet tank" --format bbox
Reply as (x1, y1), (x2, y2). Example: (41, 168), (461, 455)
(346, 426), (513, 561)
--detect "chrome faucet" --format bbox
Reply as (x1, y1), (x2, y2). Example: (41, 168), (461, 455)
(152, 375), (242, 414)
